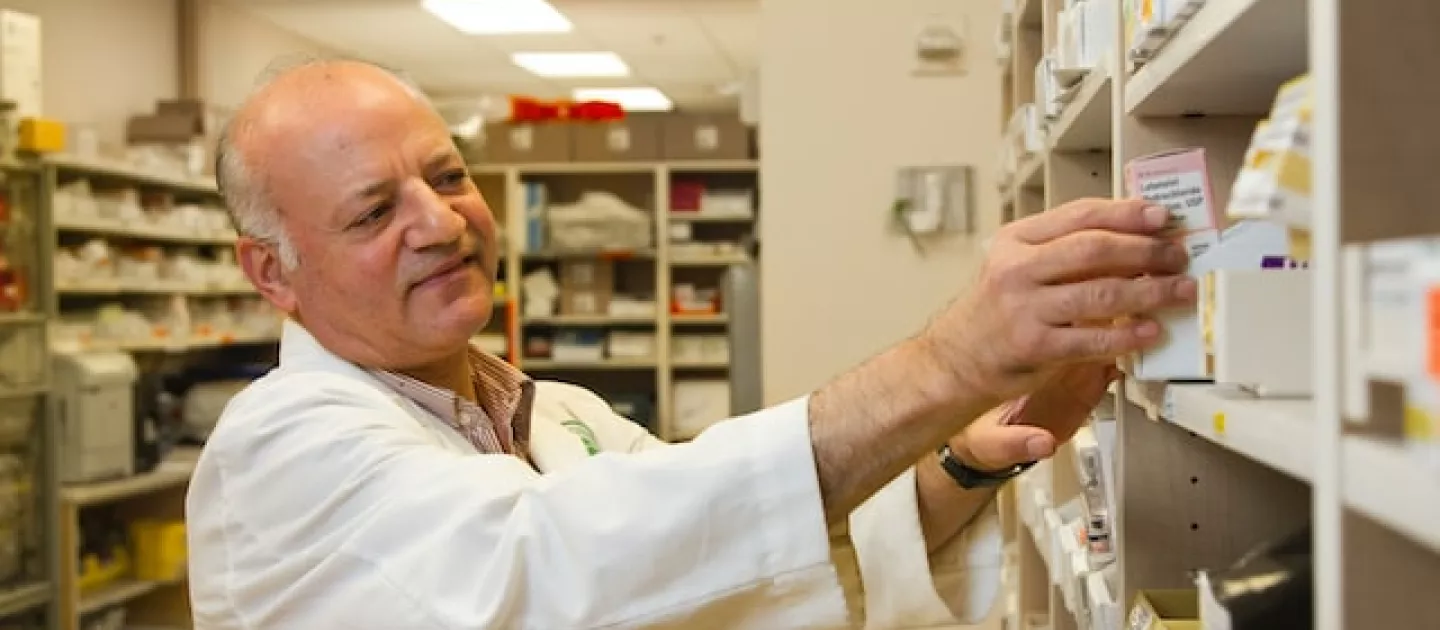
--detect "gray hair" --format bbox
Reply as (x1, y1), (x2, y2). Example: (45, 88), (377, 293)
(215, 53), (430, 270)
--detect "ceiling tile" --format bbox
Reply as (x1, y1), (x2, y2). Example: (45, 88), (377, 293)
(626, 51), (735, 83)
(694, 11), (758, 68)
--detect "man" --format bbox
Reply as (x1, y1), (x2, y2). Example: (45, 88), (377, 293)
(185, 57), (1193, 629)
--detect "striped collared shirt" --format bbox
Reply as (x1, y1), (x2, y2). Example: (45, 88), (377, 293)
(370, 345), (535, 456)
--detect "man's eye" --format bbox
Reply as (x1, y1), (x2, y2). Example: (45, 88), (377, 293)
(354, 203), (393, 227)
(434, 169), (468, 191)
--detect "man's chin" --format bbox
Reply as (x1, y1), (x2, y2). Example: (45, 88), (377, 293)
(428, 295), (495, 337)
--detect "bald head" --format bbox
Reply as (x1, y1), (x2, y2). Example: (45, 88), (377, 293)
(222, 55), (500, 372)
(216, 57), (436, 268)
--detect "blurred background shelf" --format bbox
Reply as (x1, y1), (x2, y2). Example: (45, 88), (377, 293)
(1342, 436), (1440, 555)
(1124, 0), (1309, 116)
(0, 582), (51, 618)
(522, 358), (660, 370)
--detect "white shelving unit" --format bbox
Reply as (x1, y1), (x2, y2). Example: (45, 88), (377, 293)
(37, 153), (274, 630)
(995, 1), (1440, 628)
(0, 160), (57, 627)
(56, 449), (200, 629)
(475, 160), (759, 440)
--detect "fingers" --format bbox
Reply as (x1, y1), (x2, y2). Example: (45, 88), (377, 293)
(1011, 198), (1170, 244)
(1028, 230), (1190, 284)
(966, 425), (1056, 470)
(1041, 319), (1173, 363)
(1035, 275), (1198, 325)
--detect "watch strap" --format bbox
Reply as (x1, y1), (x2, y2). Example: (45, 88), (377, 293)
(936, 443), (1035, 489)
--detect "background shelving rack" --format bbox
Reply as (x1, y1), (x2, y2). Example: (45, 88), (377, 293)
(470, 159), (760, 442)
(994, 0), (1440, 628)
(35, 153), (279, 630)
(0, 159), (60, 629)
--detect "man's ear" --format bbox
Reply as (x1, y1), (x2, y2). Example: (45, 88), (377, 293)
(236, 237), (297, 315)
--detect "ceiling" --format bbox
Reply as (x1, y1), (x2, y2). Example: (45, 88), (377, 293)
(226, 0), (758, 111)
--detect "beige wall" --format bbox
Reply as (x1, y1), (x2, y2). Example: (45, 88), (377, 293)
(0, 0), (180, 149)
(0, 0), (334, 148)
(758, 0), (1006, 404)
(196, 0), (340, 112)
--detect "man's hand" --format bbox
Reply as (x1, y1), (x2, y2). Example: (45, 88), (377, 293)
(950, 362), (1119, 471)
(915, 199), (1194, 408)
(810, 199), (1194, 523)
(916, 363), (1118, 552)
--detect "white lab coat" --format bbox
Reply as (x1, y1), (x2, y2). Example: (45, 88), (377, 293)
(185, 320), (1001, 629)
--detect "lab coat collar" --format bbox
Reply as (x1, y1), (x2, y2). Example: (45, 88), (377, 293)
(277, 319), (593, 470)
(279, 318), (350, 373)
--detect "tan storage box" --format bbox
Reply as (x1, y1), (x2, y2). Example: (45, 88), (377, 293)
(1128, 589), (1200, 630)
(559, 260), (614, 316)
(478, 122), (572, 164)
(572, 114), (662, 162)
(662, 113), (751, 160)
(127, 114), (201, 144)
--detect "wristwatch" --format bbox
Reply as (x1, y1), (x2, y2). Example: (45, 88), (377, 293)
(936, 443), (1035, 489)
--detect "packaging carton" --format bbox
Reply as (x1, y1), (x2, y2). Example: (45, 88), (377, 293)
(1128, 589), (1200, 630)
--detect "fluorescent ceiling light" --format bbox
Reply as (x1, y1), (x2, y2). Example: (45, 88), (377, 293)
(421, 0), (572, 35)
(512, 52), (630, 78)
(573, 87), (674, 112)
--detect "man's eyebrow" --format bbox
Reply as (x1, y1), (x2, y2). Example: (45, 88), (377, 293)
(351, 178), (394, 203)
(425, 150), (461, 172)
(346, 151), (460, 204)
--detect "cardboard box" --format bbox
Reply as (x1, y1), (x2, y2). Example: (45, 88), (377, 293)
(560, 260), (614, 289)
(572, 114), (662, 162)
(156, 98), (209, 135)
(559, 286), (611, 316)
(1128, 589), (1200, 630)
(662, 113), (751, 160)
(479, 122), (572, 164)
(126, 114), (201, 144)
(559, 260), (614, 316)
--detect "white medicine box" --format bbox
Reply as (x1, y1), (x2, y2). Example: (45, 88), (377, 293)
(1131, 220), (1294, 382)
(1206, 268), (1313, 396)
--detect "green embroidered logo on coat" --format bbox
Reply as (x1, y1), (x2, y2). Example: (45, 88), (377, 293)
(560, 420), (600, 455)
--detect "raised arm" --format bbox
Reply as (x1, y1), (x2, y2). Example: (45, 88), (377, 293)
(807, 199), (1191, 522)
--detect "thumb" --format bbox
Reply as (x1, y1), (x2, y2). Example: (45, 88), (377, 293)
(968, 424), (1056, 470)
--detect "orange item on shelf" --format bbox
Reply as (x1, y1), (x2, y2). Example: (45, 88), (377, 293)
(1428, 285), (1440, 380)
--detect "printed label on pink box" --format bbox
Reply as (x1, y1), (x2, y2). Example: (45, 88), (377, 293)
(1125, 148), (1224, 255)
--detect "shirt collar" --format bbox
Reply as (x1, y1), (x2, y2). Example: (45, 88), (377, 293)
(369, 343), (536, 450)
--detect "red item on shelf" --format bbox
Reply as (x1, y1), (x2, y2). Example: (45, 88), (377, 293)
(670, 182), (705, 212)
(567, 100), (625, 122)
(506, 96), (627, 123)
(0, 251), (23, 312)
(509, 97), (565, 123)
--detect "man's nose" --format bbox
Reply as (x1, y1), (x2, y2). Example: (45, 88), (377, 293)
(403, 180), (466, 250)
